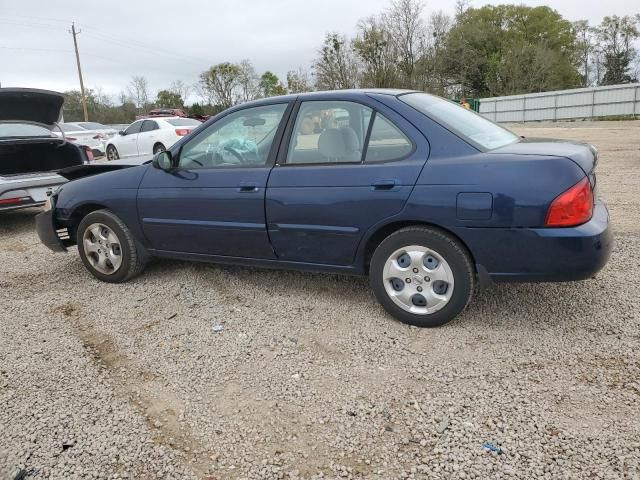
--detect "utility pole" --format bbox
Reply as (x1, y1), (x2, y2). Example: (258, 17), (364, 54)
(70, 22), (89, 121)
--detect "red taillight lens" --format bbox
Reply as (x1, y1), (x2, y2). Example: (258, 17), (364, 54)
(0, 197), (28, 205)
(545, 177), (593, 227)
(83, 146), (94, 163)
(175, 129), (191, 136)
(66, 137), (77, 142)
(93, 133), (105, 140)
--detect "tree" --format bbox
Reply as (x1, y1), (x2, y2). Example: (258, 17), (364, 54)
(573, 20), (598, 87)
(313, 33), (359, 90)
(155, 90), (183, 108)
(596, 15), (640, 85)
(382, 0), (428, 87)
(199, 62), (243, 108)
(237, 59), (260, 102)
(128, 76), (150, 110)
(441, 5), (581, 97)
(286, 68), (312, 93)
(353, 16), (398, 88)
(169, 80), (191, 103)
(259, 71), (287, 97)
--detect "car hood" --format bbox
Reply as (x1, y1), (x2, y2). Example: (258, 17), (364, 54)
(492, 137), (598, 175)
(0, 88), (64, 129)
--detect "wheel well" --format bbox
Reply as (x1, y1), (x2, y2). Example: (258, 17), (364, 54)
(153, 142), (165, 150)
(65, 203), (107, 243)
(362, 221), (476, 273)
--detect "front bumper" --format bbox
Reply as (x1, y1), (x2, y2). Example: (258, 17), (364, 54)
(459, 200), (612, 283)
(35, 196), (67, 252)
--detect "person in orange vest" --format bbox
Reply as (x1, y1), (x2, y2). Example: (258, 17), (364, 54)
(460, 97), (471, 109)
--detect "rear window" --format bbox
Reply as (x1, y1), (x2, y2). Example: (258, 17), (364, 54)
(59, 123), (86, 132)
(166, 118), (201, 127)
(400, 93), (518, 150)
(0, 123), (52, 138)
(79, 122), (105, 129)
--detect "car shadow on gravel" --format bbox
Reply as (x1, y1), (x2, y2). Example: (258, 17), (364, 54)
(0, 208), (41, 235)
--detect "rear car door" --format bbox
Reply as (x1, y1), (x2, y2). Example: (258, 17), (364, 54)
(137, 101), (292, 258)
(266, 98), (429, 265)
(118, 120), (143, 157)
(136, 120), (159, 155)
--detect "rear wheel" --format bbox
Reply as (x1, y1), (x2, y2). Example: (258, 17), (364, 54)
(369, 226), (474, 327)
(106, 145), (119, 161)
(76, 209), (147, 283)
(153, 143), (166, 155)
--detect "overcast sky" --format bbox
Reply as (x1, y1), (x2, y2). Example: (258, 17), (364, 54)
(0, 0), (637, 103)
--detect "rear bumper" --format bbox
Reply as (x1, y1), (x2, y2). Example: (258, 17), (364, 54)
(35, 198), (67, 252)
(459, 201), (612, 283)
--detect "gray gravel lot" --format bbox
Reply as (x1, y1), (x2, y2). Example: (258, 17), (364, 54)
(1, 121), (639, 479)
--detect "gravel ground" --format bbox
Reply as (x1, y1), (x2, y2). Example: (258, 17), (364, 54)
(1, 120), (639, 479)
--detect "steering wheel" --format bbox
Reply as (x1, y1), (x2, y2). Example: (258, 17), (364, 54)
(224, 145), (247, 164)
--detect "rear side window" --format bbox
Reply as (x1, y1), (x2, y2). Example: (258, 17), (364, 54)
(286, 101), (371, 165)
(141, 120), (158, 132)
(364, 113), (413, 163)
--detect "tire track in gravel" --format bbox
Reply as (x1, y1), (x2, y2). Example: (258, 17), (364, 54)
(49, 301), (212, 478)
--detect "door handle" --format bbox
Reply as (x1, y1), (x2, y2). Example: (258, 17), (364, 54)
(372, 179), (397, 191)
(237, 183), (259, 193)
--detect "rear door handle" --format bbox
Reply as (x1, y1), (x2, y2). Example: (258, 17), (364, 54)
(237, 182), (259, 193)
(372, 179), (397, 191)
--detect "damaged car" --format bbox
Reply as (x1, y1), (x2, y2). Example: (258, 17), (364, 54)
(0, 88), (93, 212)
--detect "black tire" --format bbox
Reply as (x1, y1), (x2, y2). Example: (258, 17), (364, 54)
(153, 143), (166, 155)
(369, 226), (474, 327)
(76, 209), (147, 283)
(106, 145), (119, 161)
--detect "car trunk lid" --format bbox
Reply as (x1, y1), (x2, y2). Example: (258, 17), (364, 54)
(0, 88), (64, 129)
(492, 137), (598, 179)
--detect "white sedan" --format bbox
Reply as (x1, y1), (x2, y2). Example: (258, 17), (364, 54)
(105, 117), (201, 160)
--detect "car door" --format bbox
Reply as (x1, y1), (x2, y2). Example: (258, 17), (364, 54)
(117, 120), (143, 157)
(136, 120), (159, 155)
(137, 101), (292, 258)
(266, 98), (429, 265)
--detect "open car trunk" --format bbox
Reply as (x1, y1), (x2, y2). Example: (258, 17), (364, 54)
(0, 139), (83, 177)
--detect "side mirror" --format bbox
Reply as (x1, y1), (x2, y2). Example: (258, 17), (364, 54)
(153, 151), (174, 171)
(118, 130), (125, 136)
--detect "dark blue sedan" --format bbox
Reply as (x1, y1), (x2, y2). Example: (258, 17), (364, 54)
(37, 89), (612, 327)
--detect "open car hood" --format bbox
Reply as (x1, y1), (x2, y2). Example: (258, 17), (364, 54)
(0, 88), (64, 128)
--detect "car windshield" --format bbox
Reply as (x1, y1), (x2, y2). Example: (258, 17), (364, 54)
(59, 123), (87, 132)
(0, 123), (52, 138)
(400, 93), (519, 150)
(166, 118), (201, 127)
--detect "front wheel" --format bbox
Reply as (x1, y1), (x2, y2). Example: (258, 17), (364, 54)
(76, 209), (147, 283)
(369, 226), (474, 327)
(106, 145), (119, 161)
(153, 143), (166, 155)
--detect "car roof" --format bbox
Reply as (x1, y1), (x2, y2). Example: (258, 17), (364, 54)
(228, 88), (419, 110)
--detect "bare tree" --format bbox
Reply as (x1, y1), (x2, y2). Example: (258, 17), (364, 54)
(313, 33), (360, 90)
(454, 0), (471, 18)
(382, 0), (428, 88)
(286, 68), (313, 93)
(169, 80), (191, 103)
(128, 76), (150, 110)
(353, 15), (398, 88)
(237, 59), (260, 102)
(199, 62), (243, 108)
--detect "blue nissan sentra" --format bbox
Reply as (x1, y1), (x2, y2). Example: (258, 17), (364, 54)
(37, 89), (612, 327)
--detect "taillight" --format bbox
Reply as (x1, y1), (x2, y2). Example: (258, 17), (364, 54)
(66, 137), (77, 142)
(175, 129), (191, 136)
(545, 177), (593, 227)
(93, 133), (105, 140)
(0, 196), (28, 205)
(83, 146), (94, 163)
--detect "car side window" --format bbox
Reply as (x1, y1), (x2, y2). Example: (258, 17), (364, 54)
(124, 121), (143, 135)
(178, 103), (288, 169)
(140, 120), (158, 132)
(364, 113), (413, 163)
(286, 101), (372, 165)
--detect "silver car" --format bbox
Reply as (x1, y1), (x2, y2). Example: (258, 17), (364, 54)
(0, 88), (90, 212)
